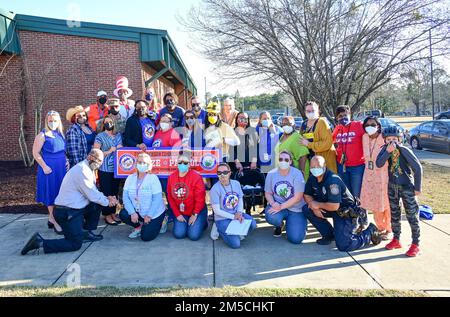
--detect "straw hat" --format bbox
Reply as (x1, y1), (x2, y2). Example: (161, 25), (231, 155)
(66, 105), (86, 122)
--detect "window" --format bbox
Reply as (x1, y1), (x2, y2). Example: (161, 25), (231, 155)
(420, 122), (433, 131)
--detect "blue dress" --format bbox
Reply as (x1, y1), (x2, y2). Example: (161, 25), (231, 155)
(84, 129), (96, 153)
(36, 130), (67, 206)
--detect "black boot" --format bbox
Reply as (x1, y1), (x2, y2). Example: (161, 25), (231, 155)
(21, 232), (44, 255)
(83, 230), (103, 242)
(367, 223), (382, 246)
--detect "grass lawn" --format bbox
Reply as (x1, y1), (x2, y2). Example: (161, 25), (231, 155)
(0, 286), (427, 297)
(420, 162), (450, 214)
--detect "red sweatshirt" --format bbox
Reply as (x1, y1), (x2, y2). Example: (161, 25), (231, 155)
(167, 170), (206, 217)
(332, 121), (365, 167)
(152, 128), (182, 148)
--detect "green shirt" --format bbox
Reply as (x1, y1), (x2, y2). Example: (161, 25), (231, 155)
(276, 132), (310, 179)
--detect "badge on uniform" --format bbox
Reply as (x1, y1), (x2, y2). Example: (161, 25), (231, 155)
(330, 184), (340, 195)
(368, 161), (374, 170)
(322, 187), (327, 195)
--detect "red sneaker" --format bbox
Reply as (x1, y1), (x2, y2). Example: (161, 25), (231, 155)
(406, 244), (420, 257)
(385, 238), (402, 250)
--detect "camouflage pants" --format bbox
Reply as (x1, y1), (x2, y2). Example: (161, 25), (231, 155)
(388, 183), (420, 245)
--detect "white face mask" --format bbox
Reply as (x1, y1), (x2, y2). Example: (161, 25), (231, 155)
(365, 126), (378, 136)
(279, 161), (291, 170)
(282, 125), (294, 134)
(310, 167), (325, 177)
(48, 122), (59, 131)
(160, 122), (170, 131)
(306, 112), (319, 120)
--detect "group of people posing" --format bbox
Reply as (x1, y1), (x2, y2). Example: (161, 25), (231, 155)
(21, 77), (423, 258)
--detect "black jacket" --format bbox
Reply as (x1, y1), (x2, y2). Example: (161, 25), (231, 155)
(123, 114), (155, 147)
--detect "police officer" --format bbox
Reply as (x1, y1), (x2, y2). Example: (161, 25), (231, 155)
(302, 155), (382, 252)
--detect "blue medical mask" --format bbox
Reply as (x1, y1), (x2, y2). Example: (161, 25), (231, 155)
(178, 163), (189, 173)
(262, 119), (271, 128)
(145, 92), (154, 101)
(136, 163), (149, 173)
(311, 167), (325, 177)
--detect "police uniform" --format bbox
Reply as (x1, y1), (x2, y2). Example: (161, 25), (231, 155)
(302, 169), (375, 252)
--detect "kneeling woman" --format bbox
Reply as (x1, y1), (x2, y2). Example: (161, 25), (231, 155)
(119, 153), (166, 241)
(167, 151), (208, 241)
(210, 163), (257, 249)
(264, 151), (307, 244)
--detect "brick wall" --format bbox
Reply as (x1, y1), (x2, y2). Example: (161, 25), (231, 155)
(0, 30), (179, 161)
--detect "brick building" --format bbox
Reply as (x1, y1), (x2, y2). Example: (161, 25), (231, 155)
(0, 8), (196, 162)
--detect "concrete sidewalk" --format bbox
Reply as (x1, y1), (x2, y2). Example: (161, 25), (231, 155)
(0, 213), (449, 296)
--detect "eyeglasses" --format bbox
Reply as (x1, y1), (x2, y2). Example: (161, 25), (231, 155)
(365, 124), (378, 128)
(192, 104), (200, 107)
(207, 113), (218, 117)
(279, 158), (290, 163)
(217, 171), (230, 176)
(238, 118), (248, 122)
(178, 161), (189, 165)
(47, 111), (60, 116)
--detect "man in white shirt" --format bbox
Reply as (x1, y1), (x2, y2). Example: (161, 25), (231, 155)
(21, 149), (119, 255)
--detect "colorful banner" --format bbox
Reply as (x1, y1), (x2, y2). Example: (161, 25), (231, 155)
(114, 147), (222, 178)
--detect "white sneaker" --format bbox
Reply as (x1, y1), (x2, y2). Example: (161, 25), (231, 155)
(128, 227), (141, 239)
(160, 215), (168, 234)
(210, 223), (219, 240)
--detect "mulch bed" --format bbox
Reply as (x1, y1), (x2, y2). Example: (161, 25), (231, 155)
(0, 161), (47, 214)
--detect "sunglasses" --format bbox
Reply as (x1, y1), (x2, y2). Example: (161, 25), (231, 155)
(208, 113), (218, 117)
(192, 104), (200, 107)
(279, 158), (290, 162)
(217, 170), (230, 176)
(178, 161), (189, 165)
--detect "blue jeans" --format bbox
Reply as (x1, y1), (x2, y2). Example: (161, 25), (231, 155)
(302, 205), (373, 252)
(172, 206), (208, 241)
(119, 209), (165, 242)
(264, 206), (307, 244)
(216, 213), (257, 249)
(337, 163), (365, 199)
(43, 203), (101, 254)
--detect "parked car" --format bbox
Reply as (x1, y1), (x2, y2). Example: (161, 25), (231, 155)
(408, 120), (450, 154)
(293, 117), (303, 130)
(436, 110), (450, 120)
(354, 109), (384, 121)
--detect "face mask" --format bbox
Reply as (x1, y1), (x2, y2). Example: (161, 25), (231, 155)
(89, 160), (101, 171)
(186, 119), (195, 126)
(261, 119), (271, 128)
(104, 122), (114, 131)
(137, 108), (147, 117)
(98, 97), (107, 105)
(77, 117), (86, 125)
(365, 126), (378, 136)
(339, 116), (350, 126)
(48, 122), (59, 131)
(282, 125), (294, 134)
(306, 112), (318, 120)
(160, 122), (170, 131)
(109, 108), (119, 116)
(145, 93), (154, 101)
(311, 167), (325, 177)
(178, 163), (189, 173)
(208, 116), (218, 125)
(136, 163), (149, 173)
(279, 161), (290, 170)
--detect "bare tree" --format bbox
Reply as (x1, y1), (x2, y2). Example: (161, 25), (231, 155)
(181, 0), (450, 119)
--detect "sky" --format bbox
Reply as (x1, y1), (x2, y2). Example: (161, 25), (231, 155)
(2, 0), (264, 99)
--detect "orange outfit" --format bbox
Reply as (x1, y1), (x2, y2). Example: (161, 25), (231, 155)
(86, 103), (109, 132)
(360, 133), (391, 232)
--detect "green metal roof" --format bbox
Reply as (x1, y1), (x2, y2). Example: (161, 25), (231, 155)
(1, 10), (196, 93)
(0, 8), (21, 54)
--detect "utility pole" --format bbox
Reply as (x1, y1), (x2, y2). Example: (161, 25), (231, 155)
(429, 29), (436, 120)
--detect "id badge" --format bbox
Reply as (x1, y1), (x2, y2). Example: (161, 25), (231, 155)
(263, 153), (269, 161)
(180, 202), (185, 212)
(368, 161), (374, 170)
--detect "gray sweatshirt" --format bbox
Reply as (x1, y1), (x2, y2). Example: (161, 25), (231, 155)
(376, 144), (423, 192)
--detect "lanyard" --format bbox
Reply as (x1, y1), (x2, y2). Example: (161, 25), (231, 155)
(135, 175), (146, 200)
(368, 137), (378, 161)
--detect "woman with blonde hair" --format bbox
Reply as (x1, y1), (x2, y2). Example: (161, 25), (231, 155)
(33, 110), (67, 234)
(119, 153), (166, 241)
(221, 97), (239, 128)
